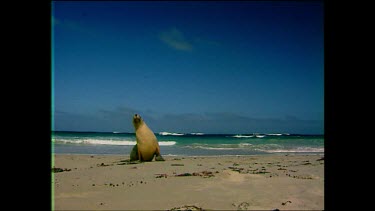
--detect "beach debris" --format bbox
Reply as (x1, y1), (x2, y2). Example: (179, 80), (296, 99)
(117, 160), (142, 165)
(316, 157), (324, 161)
(293, 175), (313, 179)
(155, 173), (168, 178)
(249, 169), (270, 174)
(171, 164), (185, 166)
(228, 166), (244, 173)
(229, 166), (270, 175)
(200, 171), (214, 177)
(168, 205), (204, 211)
(232, 202), (250, 210)
(106, 182), (122, 187)
(272, 209), (280, 211)
(176, 173), (193, 177)
(52, 167), (71, 173)
(98, 163), (111, 167)
(174, 171), (215, 178)
(281, 200), (292, 205)
(277, 168), (287, 170)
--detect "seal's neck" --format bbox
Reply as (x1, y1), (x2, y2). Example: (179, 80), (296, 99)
(134, 121), (146, 131)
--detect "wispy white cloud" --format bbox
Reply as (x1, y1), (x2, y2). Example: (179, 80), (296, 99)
(159, 28), (193, 52)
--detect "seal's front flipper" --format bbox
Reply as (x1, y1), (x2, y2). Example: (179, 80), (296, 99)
(155, 154), (165, 161)
(130, 144), (139, 161)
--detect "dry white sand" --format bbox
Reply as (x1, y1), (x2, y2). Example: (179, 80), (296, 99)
(52, 154), (324, 210)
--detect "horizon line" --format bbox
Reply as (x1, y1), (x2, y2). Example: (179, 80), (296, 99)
(51, 130), (324, 136)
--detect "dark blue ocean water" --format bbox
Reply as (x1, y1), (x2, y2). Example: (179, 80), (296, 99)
(52, 131), (324, 156)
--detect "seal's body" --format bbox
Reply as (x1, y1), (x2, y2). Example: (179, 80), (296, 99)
(130, 114), (164, 162)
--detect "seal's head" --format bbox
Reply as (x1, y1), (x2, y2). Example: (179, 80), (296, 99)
(132, 114), (143, 129)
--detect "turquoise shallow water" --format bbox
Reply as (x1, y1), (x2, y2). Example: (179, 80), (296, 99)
(52, 131), (324, 156)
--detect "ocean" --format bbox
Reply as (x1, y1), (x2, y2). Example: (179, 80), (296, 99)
(51, 131), (324, 156)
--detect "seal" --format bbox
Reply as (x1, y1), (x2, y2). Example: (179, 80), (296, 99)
(130, 114), (165, 162)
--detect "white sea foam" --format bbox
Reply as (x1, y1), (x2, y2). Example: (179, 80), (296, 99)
(267, 133), (283, 136)
(239, 143), (253, 147)
(232, 134), (266, 138)
(158, 141), (177, 146)
(189, 146), (240, 150)
(184, 144), (323, 153)
(190, 133), (205, 135)
(232, 135), (254, 138)
(164, 154), (179, 156)
(53, 139), (136, 145)
(159, 132), (184, 136)
(53, 138), (176, 146)
(185, 143), (252, 150)
(260, 147), (324, 153)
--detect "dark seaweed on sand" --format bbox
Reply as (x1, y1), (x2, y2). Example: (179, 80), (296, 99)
(52, 167), (71, 173)
(168, 205), (204, 211)
(116, 159), (143, 165)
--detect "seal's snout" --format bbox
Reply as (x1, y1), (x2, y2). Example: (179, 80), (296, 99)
(133, 114), (142, 126)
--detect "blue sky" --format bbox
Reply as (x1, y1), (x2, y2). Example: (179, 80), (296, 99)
(52, 1), (324, 134)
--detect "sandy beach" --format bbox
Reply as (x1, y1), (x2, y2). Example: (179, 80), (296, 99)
(52, 154), (324, 210)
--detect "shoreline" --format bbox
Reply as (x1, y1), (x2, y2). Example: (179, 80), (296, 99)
(53, 153), (324, 210)
(52, 152), (324, 157)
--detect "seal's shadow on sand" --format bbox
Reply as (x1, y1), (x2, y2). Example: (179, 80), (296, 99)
(116, 159), (143, 165)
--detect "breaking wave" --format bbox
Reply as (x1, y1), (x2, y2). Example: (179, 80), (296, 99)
(53, 138), (176, 146)
(159, 132), (185, 136)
